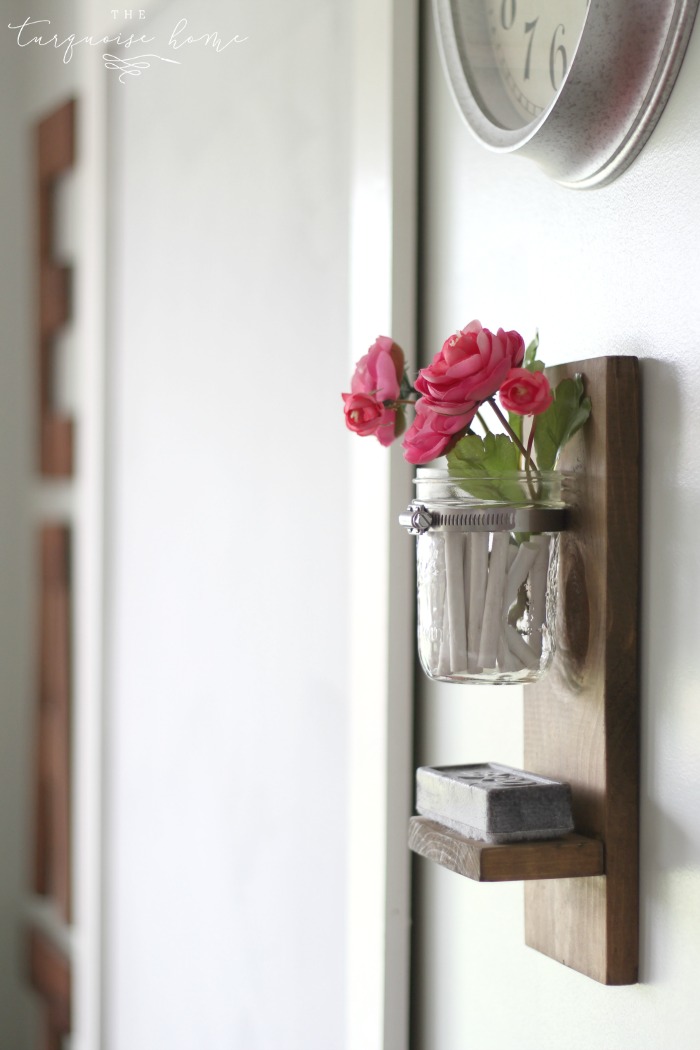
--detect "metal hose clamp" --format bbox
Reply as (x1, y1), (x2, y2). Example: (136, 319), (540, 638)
(399, 500), (567, 535)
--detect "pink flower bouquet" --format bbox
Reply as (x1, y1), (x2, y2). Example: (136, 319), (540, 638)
(343, 319), (592, 685)
(342, 320), (590, 487)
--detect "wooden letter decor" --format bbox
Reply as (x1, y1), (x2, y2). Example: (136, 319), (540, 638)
(28, 929), (72, 1050)
(34, 526), (72, 922)
(36, 98), (76, 477)
(409, 357), (640, 985)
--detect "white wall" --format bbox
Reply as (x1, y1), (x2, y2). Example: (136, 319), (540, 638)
(105, 1), (351, 1047)
(413, 6), (700, 1049)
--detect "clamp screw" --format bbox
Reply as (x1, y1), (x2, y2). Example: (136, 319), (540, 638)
(399, 503), (433, 535)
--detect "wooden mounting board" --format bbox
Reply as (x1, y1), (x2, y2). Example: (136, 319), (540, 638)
(406, 357), (640, 984)
(524, 356), (640, 985)
(409, 818), (604, 882)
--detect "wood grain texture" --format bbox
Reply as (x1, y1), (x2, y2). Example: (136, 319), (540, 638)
(27, 928), (71, 1045)
(409, 817), (604, 883)
(34, 526), (72, 922)
(524, 356), (640, 985)
(36, 98), (76, 477)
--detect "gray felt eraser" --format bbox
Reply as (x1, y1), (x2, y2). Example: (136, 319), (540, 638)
(416, 762), (574, 844)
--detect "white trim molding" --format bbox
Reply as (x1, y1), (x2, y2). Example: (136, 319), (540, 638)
(346, 3), (419, 1049)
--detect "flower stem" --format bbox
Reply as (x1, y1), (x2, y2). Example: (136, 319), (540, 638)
(487, 397), (533, 468)
(526, 418), (536, 464)
(524, 419), (538, 499)
(476, 410), (493, 435)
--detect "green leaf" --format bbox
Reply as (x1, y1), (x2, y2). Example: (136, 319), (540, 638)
(482, 433), (520, 475)
(399, 371), (415, 400)
(523, 332), (540, 371)
(447, 433), (523, 501)
(448, 433), (519, 475)
(533, 373), (592, 471)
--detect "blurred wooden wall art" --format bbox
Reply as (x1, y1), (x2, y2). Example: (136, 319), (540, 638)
(34, 524), (72, 922)
(28, 928), (72, 1050)
(36, 98), (76, 477)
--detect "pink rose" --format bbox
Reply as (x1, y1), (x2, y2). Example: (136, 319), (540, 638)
(402, 401), (477, 464)
(415, 395), (477, 435)
(415, 320), (525, 406)
(351, 335), (403, 402)
(499, 368), (553, 416)
(342, 392), (384, 436)
(402, 412), (451, 465)
(342, 335), (405, 446)
(341, 396), (401, 447)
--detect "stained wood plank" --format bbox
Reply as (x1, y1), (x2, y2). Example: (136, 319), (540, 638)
(27, 928), (71, 1042)
(524, 356), (640, 985)
(34, 526), (72, 922)
(36, 99), (76, 477)
(409, 817), (604, 883)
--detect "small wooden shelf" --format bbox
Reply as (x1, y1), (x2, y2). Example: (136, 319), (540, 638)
(409, 817), (604, 883)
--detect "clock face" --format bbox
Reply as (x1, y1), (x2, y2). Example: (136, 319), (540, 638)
(483, 1), (590, 125)
(451, 0), (590, 130)
(433, 0), (700, 187)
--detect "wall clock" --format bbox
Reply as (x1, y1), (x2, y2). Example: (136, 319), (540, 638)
(433, 0), (700, 187)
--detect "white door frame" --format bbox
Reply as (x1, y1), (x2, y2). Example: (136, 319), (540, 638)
(346, 3), (419, 1049)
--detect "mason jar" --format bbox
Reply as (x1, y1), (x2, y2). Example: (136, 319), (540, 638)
(400, 469), (571, 685)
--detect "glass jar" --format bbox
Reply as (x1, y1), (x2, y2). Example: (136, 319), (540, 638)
(400, 469), (571, 685)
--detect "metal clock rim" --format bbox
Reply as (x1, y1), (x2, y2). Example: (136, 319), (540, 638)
(433, 0), (700, 188)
